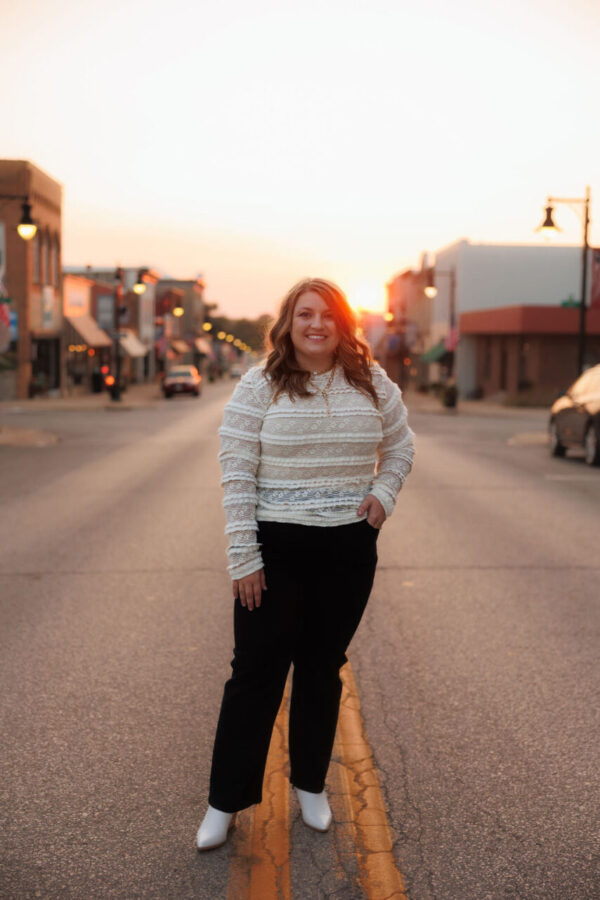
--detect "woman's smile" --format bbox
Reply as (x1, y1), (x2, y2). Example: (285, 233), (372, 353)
(291, 291), (339, 369)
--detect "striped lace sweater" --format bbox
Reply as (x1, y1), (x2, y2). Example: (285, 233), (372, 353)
(219, 363), (415, 579)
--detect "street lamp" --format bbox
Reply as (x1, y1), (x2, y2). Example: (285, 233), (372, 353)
(111, 267), (124, 402)
(0, 196), (38, 240)
(537, 186), (591, 375)
(17, 201), (37, 240)
(425, 266), (457, 374)
(133, 269), (147, 295)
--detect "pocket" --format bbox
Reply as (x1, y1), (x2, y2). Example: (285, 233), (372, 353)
(361, 519), (380, 537)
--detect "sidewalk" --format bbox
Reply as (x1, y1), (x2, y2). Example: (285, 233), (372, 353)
(0, 381), (162, 414)
(1, 382), (549, 418)
(403, 388), (548, 420)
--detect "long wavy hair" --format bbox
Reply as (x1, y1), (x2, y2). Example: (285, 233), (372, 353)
(264, 278), (379, 407)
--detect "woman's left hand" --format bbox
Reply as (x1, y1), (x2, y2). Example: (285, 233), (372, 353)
(356, 494), (386, 529)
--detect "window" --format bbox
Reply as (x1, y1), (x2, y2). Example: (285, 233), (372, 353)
(51, 235), (59, 287)
(41, 232), (49, 285)
(483, 337), (491, 380)
(499, 341), (507, 390)
(32, 233), (40, 284)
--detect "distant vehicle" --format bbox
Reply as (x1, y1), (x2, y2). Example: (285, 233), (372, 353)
(230, 363), (245, 378)
(549, 364), (600, 466)
(163, 365), (202, 399)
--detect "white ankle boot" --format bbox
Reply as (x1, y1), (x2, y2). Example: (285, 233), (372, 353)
(195, 805), (236, 851)
(295, 788), (332, 832)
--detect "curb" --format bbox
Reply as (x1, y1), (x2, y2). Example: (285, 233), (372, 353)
(0, 426), (60, 447)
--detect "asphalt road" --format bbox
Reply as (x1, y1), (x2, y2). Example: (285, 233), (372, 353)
(1, 383), (599, 899)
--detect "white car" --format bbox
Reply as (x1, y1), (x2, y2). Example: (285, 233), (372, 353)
(162, 365), (202, 398)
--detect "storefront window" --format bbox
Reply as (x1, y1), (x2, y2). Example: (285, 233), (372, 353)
(51, 236), (59, 287)
(33, 233), (40, 283)
(41, 233), (49, 285)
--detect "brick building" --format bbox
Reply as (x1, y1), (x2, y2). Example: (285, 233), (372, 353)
(0, 160), (64, 399)
(460, 305), (600, 403)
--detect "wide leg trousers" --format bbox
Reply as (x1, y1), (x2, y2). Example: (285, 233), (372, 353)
(208, 519), (379, 814)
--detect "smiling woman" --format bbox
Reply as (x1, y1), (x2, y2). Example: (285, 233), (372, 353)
(195, 277), (415, 851)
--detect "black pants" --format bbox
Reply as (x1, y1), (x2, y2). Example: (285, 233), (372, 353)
(208, 519), (378, 813)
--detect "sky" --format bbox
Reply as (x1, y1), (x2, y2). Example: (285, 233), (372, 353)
(2, 0), (599, 317)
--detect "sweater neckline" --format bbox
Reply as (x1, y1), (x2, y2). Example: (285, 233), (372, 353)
(309, 364), (337, 380)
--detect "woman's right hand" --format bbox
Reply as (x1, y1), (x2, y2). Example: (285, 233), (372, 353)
(232, 568), (267, 611)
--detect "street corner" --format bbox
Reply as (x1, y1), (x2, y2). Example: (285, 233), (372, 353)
(0, 425), (60, 447)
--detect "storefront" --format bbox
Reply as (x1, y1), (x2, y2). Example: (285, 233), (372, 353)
(30, 334), (61, 396)
(64, 315), (112, 393)
(119, 328), (147, 383)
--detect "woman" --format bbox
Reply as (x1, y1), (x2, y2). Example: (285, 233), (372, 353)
(196, 277), (414, 850)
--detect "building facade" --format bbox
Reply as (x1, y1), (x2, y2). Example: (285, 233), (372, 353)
(460, 305), (600, 403)
(0, 159), (64, 400)
(386, 265), (434, 388)
(65, 266), (158, 384)
(422, 239), (590, 397)
(63, 273), (112, 392)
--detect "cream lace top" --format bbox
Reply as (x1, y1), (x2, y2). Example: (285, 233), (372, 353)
(219, 363), (415, 579)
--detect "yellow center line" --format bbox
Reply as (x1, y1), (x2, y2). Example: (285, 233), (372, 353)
(227, 680), (291, 900)
(335, 663), (408, 900)
(226, 663), (407, 900)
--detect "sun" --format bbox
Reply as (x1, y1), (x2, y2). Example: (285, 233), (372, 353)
(346, 280), (387, 314)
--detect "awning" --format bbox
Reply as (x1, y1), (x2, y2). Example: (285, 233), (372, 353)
(119, 329), (147, 358)
(66, 315), (112, 348)
(420, 341), (448, 363)
(171, 339), (191, 354)
(194, 337), (211, 354)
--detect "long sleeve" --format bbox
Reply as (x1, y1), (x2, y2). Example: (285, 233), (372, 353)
(218, 370), (269, 579)
(368, 371), (415, 517)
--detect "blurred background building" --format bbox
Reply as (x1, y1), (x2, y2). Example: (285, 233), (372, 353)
(0, 159), (64, 400)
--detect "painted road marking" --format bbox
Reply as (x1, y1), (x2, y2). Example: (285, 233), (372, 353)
(335, 665), (408, 900)
(226, 664), (407, 899)
(227, 681), (291, 900)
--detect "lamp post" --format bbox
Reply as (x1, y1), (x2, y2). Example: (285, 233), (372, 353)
(425, 266), (457, 375)
(537, 186), (591, 375)
(111, 267), (124, 402)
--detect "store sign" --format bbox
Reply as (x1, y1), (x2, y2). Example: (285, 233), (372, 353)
(42, 286), (57, 329)
(9, 309), (18, 340)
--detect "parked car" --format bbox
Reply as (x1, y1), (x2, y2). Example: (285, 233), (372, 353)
(549, 364), (600, 465)
(162, 365), (202, 398)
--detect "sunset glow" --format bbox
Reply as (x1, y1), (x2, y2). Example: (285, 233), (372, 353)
(347, 281), (387, 314)
(1, 0), (598, 318)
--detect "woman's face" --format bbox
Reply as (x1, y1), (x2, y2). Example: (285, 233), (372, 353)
(289, 291), (339, 369)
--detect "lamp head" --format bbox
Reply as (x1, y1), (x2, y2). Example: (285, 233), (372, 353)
(17, 201), (37, 241)
(538, 204), (560, 233)
(424, 267), (437, 298)
(133, 268), (147, 294)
